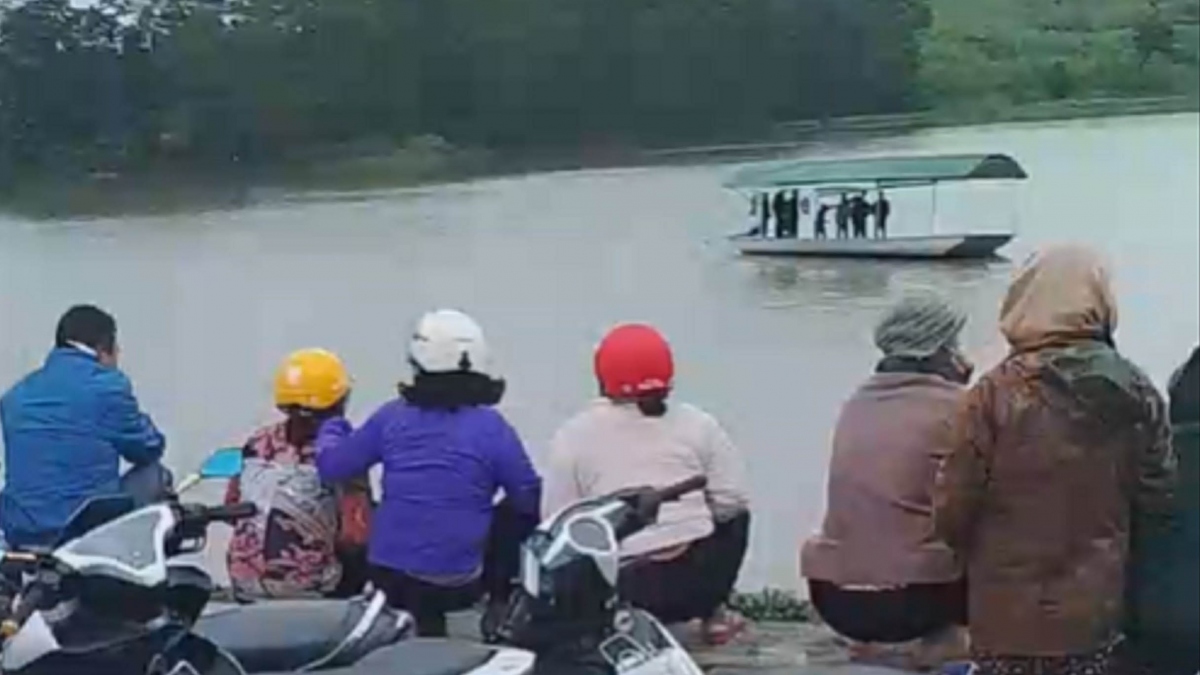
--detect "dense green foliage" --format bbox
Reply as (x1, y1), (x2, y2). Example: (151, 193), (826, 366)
(0, 0), (931, 179)
(0, 0), (1195, 184)
(920, 0), (1200, 109)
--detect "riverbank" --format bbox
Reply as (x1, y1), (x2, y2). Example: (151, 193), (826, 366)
(2, 95), (1196, 220)
(441, 607), (850, 673)
(642, 95), (1200, 163)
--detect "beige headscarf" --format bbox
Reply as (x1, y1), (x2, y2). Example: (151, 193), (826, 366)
(999, 244), (1118, 351)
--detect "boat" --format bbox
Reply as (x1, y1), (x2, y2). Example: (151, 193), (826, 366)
(724, 153), (1029, 260)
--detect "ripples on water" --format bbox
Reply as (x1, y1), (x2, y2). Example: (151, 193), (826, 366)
(0, 114), (1197, 590)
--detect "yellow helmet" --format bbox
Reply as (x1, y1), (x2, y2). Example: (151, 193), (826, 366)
(273, 348), (350, 411)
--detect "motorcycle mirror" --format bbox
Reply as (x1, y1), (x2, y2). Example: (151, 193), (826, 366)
(198, 447), (244, 480)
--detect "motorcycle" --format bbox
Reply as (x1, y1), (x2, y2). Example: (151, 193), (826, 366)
(0, 492), (260, 674)
(1, 446), (708, 675)
(492, 475), (709, 675)
(0, 447), (535, 675)
(0, 450), (420, 674)
(191, 449), (709, 675)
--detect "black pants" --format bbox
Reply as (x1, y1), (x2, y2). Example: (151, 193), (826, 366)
(325, 545), (370, 599)
(1121, 635), (1198, 675)
(619, 511), (751, 624)
(370, 500), (537, 637)
(808, 578), (966, 644)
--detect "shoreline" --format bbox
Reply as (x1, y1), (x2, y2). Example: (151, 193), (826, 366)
(639, 95), (1200, 164)
(205, 587), (839, 672)
(3, 95), (1196, 219)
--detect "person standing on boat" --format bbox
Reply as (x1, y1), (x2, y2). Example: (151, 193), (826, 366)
(772, 191), (788, 238)
(1, 305), (168, 550)
(748, 193), (771, 237)
(850, 193), (871, 238)
(934, 245), (1177, 675)
(802, 293), (972, 671)
(759, 193), (771, 236)
(836, 194), (851, 239)
(314, 309), (542, 638)
(544, 323), (752, 646)
(815, 203), (830, 239)
(875, 191), (891, 239)
(784, 190), (800, 238)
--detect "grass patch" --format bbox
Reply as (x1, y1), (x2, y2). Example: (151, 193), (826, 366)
(728, 588), (818, 623)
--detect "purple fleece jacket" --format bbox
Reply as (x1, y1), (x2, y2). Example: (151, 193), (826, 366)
(316, 400), (541, 577)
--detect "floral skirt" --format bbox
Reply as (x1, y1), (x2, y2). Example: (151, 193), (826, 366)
(972, 638), (1121, 675)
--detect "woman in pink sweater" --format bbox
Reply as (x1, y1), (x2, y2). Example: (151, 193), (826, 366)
(544, 323), (751, 644)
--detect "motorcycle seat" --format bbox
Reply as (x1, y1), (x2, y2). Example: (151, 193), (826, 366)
(194, 593), (408, 671)
(299, 639), (535, 675)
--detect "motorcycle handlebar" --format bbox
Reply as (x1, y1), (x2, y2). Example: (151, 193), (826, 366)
(200, 502), (258, 523)
(1, 581), (45, 638)
(656, 475), (707, 503)
(178, 502), (258, 528)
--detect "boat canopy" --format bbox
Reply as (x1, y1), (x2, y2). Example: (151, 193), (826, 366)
(724, 153), (1028, 191)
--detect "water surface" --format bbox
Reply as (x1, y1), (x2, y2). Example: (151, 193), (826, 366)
(1, 114), (1197, 590)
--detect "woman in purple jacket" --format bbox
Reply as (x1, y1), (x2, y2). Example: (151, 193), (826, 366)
(316, 309), (542, 637)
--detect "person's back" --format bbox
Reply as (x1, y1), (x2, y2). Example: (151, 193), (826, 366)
(226, 349), (371, 600)
(1124, 344), (1199, 674)
(327, 400), (533, 577)
(851, 196), (869, 223)
(803, 294), (971, 668)
(935, 246), (1175, 674)
(545, 323), (750, 644)
(316, 309), (540, 637)
(807, 371), (962, 582)
(1, 305), (165, 547)
(228, 421), (342, 597)
(549, 399), (728, 557)
(804, 364), (966, 587)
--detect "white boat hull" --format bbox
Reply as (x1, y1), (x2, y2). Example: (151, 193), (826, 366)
(731, 233), (1012, 260)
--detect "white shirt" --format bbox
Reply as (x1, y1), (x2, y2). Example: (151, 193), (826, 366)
(544, 399), (750, 558)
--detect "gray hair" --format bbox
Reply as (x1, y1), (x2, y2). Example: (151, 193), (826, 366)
(874, 293), (968, 358)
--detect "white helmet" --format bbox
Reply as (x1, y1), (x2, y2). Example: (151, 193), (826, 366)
(408, 309), (494, 376)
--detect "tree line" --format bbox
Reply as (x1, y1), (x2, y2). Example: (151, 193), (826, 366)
(0, 0), (1193, 184)
(0, 0), (931, 180)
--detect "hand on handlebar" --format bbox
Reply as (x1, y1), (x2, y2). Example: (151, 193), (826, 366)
(619, 476), (708, 524)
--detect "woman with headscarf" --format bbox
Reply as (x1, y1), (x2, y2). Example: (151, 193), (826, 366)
(934, 244), (1177, 675)
(801, 293), (973, 670)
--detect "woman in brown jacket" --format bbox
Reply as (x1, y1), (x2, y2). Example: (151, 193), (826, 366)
(802, 293), (973, 668)
(934, 244), (1177, 675)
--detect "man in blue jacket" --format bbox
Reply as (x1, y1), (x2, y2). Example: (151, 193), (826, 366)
(1, 305), (167, 548)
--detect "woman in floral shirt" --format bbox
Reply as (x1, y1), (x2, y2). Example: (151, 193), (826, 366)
(226, 349), (372, 599)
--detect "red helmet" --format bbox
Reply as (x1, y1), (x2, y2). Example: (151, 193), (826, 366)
(594, 324), (674, 398)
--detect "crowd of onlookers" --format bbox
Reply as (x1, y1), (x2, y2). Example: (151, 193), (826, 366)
(749, 189), (892, 240)
(1, 242), (1195, 675)
(803, 244), (1198, 675)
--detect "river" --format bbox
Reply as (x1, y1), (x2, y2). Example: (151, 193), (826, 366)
(1, 113), (1197, 591)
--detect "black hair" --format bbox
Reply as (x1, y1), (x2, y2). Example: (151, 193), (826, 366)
(599, 382), (670, 418)
(635, 394), (669, 418)
(55, 305), (117, 354)
(400, 371), (505, 410)
(278, 397), (348, 447)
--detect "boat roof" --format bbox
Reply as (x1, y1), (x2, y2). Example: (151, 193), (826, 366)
(724, 153), (1028, 190)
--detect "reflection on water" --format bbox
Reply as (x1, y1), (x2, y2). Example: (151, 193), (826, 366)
(743, 257), (1003, 311)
